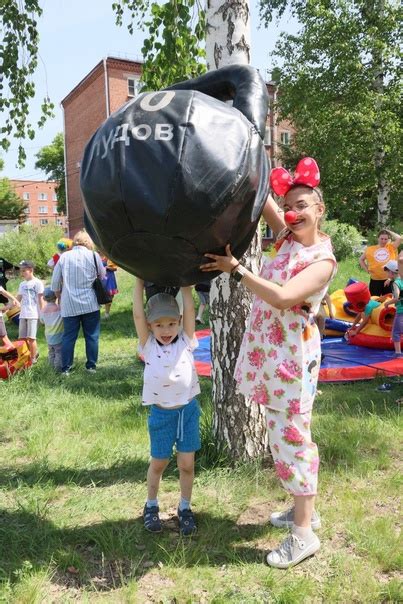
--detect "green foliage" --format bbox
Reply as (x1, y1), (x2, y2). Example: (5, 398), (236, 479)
(34, 133), (66, 214)
(259, 0), (402, 230)
(323, 218), (363, 261)
(113, 0), (206, 89)
(0, 176), (26, 219)
(0, 224), (63, 277)
(0, 0), (54, 166)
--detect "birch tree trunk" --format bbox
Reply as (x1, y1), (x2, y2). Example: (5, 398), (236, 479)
(372, 0), (390, 226)
(206, 0), (268, 459)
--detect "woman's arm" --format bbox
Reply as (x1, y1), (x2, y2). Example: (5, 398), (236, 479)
(359, 251), (369, 273)
(201, 244), (334, 310)
(386, 229), (402, 249)
(181, 286), (196, 340)
(0, 288), (20, 307)
(132, 278), (149, 347)
(261, 194), (286, 237)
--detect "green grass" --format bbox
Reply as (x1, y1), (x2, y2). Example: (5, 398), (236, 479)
(1, 266), (402, 603)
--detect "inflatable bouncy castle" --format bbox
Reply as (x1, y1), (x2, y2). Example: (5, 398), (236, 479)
(324, 283), (398, 350)
(0, 341), (31, 379)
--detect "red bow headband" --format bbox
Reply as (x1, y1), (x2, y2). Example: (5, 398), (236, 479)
(270, 157), (320, 197)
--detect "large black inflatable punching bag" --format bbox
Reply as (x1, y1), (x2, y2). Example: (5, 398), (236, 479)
(81, 64), (269, 286)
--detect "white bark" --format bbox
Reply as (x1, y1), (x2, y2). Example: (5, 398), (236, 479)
(206, 0), (251, 70)
(207, 0), (267, 460)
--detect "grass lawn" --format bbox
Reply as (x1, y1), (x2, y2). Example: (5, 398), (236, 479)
(1, 262), (402, 603)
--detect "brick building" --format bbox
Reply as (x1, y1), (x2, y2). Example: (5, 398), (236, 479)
(62, 57), (294, 236)
(9, 179), (67, 232)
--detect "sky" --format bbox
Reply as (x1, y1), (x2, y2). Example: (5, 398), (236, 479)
(2, 0), (298, 180)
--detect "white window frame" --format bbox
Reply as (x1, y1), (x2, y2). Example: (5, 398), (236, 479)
(52, 192), (57, 201)
(38, 192), (48, 201)
(23, 192), (30, 201)
(280, 131), (291, 146)
(39, 218), (48, 225)
(23, 207), (30, 214)
(127, 76), (141, 98)
(38, 206), (48, 214)
(53, 205), (58, 214)
(56, 218), (63, 226)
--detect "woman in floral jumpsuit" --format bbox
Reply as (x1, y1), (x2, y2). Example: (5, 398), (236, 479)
(201, 158), (336, 569)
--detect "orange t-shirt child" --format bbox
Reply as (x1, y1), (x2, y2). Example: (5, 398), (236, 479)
(365, 243), (397, 280)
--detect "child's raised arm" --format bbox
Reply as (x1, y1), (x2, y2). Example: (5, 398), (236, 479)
(132, 278), (149, 347)
(181, 286), (196, 340)
(0, 288), (20, 309)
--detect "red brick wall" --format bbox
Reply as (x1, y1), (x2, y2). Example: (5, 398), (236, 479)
(63, 64), (107, 236)
(10, 180), (67, 231)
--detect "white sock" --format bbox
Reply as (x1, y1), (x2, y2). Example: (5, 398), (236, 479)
(292, 524), (315, 541)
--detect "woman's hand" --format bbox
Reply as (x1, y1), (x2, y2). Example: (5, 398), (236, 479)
(201, 244), (239, 274)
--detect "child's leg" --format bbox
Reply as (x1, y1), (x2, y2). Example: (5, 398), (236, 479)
(177, 451), (195, 502)
(147, 457), (169, 501)
(0, 315), (14, 349)
(48, 344), (55, 368)
(196, 303), (205, 322)
(392, 316), (402, 354)
(27, 338), (37, 361)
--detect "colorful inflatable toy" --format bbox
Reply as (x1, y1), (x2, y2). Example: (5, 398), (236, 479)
(81, 64), (270, 286)
(0, 341), (31, 379)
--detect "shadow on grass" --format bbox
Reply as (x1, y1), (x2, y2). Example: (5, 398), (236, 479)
(0, 507), (273, 591)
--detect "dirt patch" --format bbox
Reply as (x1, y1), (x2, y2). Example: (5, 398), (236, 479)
(136, 569), (176, 603)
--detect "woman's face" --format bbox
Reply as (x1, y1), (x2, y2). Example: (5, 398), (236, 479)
(282, 187), (324, 235)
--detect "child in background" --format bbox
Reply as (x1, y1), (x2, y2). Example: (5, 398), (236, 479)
(16, 260), (44, 363)
(40, 288), (64, 371)
(195, 280), (211, 324)
(133, 280), (201, 536)
(384, 256), (403, 357)
(344, 282), (384, 339)
(0, 286), (20, 350)
(101, 257), (119, 319)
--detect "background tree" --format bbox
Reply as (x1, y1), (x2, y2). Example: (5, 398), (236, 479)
(34, 133), (66, 214)
(1, 0), (54, 166)
(0, 159), (27, 220)
(259, 0), (402, 231)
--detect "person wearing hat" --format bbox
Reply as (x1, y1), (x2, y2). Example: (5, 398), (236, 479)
(383, 260), (399, 290)
(47, 238), (73, 270)
(344, 282), (384, 339)
(133, 280), (201, 536)
(0, 285), (20, 351)
(384, 255), (403, 357)
(359, 228), (402, 296)
(16, 260), (44, 363)
(39, 288), (64, 371)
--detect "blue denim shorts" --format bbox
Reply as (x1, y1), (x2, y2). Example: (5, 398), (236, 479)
(148, 398), (201, 459)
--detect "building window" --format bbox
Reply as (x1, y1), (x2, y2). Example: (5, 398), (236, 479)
(56, 218), (63, 226)
(52, 192), (57, 201)
(40, 219), (48, 225)
(23, 192), (30, 201)
(264, 127), (271, 146)
(23, 207), (30, 214)
(25, 219), (31, 225)
(38, 192), (48, 200)
(53, 206), (58, 214)
(127, 76), (141, 97)
(38, 206), (48, 214)
(280, 131), (291, 146)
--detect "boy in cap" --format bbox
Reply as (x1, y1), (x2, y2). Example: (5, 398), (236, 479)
(133, 279), (201, 535)
(40, 287), (63, 371)
(16, 261), (44, 363)
(384, 256), (403, 357)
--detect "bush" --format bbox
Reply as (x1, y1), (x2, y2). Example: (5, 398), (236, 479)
(0, 224), (64, 277)
(322, 219), (364, 261)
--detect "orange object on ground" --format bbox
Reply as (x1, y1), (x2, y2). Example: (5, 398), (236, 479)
(0, 340), (31, 379)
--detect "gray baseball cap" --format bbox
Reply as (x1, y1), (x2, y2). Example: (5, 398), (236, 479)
(145, 293), (180, 323)
(43, 287), (56, 302)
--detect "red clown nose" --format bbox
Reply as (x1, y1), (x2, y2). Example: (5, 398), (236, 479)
(284, 210), (298, 224)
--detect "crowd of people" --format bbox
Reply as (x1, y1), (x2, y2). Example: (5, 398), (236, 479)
(1, 178), (402, 569)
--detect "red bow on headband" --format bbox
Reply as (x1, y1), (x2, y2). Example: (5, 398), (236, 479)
(269, 157), (320, 197)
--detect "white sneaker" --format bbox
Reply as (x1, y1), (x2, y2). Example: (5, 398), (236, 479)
(270, 506), (321, 530)
(85, 367), (96, 374)
(266, 532), (320, 569)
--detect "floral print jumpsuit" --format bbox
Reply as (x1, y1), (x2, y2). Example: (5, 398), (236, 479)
(235, 235), (336, 495)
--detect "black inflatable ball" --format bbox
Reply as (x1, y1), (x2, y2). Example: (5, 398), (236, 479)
(81, 64), (269, 286)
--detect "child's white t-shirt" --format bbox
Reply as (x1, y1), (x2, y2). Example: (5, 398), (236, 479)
(138, 331), (201, 407)
(18, 278), (44, 319)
